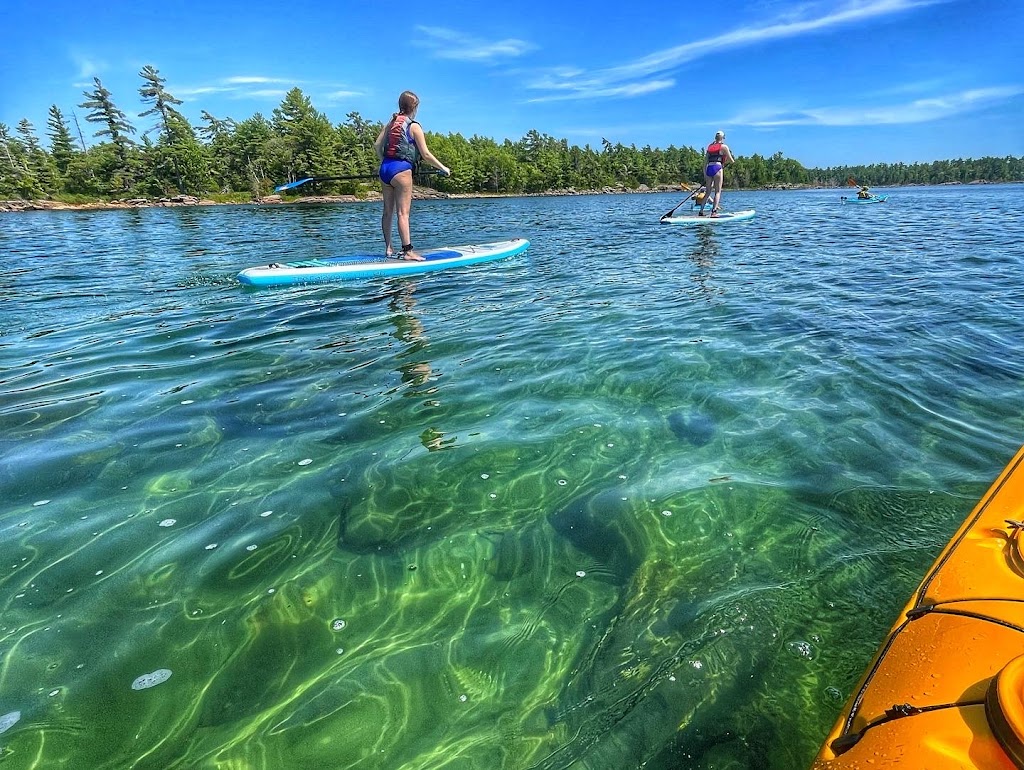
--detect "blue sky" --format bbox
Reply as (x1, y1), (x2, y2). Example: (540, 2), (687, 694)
(3, 0), (1022, 168)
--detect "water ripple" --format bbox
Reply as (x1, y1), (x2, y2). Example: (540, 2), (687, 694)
(1, 185), (1023, 768)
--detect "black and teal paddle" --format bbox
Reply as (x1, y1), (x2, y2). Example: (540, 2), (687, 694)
(274, 174), (376, 193)
(274, 177), (316, 192)
(274, 169), (448, 193)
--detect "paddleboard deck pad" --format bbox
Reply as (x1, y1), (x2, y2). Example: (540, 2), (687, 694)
(238, 238), (529, 286)
(661, 209), (755, 224)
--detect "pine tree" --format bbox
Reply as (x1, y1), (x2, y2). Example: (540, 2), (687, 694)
(47, 105), (78, 177)
(271, 88), (339, 184)
(80, 77), (136, 148)
(0, 123), (22, 196)
(1, 122), (42, 198)
(138, 65), (184, 138)
(159, 113), (211, 195)
(80, 77), (136, 190)
(198, 111), (237, 191)
(198, 110), (235, 143)
(16, 119), (54, 195)
(336, 111), (380, 177)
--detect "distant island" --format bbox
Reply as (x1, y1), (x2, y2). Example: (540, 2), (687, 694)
(2, 65), (1021, 210)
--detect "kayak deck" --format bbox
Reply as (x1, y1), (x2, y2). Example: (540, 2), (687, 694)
(811, 443), (1024, 768)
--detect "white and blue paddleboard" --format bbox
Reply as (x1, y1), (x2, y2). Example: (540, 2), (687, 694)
(238, 238), (530, 286)
(661, 209), (755, 225)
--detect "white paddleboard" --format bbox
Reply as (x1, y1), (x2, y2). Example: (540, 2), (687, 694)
(238, 238), (530, 286)
(661, 209), (756, 225)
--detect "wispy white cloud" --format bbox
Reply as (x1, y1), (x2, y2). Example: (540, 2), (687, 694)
(865, 77), (951, 99)
(527, 0), (947, 101)
(528, 79), (675, 103)
(415, 26), (535, 62)
(223, 76), (293, 85)
(174, 76), (297, 102)
(175, 85), (236, 97)
(728, 85), (1024, 126)
(239, 89), (289, 99)
(324, 90), (365, 102)
(174, 76), (366, 107)
(549, 120), (685, 141)
(69, 50), (107, 86)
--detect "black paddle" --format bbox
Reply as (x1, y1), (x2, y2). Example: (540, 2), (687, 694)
(661, 184), (705, 220)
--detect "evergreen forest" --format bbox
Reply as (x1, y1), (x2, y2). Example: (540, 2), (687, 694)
(2, 67), (1021, 202)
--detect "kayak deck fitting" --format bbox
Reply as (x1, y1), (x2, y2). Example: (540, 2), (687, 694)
(811, 443), (1024, 769)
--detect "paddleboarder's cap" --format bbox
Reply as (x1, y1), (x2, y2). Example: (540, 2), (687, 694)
(715, 130), (725, 140)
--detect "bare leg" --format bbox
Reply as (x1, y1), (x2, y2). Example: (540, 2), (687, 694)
(381, 184), (396, 256)
(700, 177), (713, 215)
(710, 172), (724, 214)
(390, 170), (424, 260)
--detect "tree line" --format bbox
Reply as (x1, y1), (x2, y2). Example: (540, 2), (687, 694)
(2, 66), (1022, 201)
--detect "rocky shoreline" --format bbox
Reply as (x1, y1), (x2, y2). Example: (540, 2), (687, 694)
(0, 184), (678, 213)
(0, 180), (1004, 213)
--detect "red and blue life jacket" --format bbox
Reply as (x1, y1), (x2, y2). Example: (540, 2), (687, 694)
(383, 115), (420, 164)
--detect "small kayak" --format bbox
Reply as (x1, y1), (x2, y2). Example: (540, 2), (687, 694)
(238, 238), (529, 286)
(811, 443), (1024, 769)
(840, 195), (888, 204)
(661, 209), (755, 225)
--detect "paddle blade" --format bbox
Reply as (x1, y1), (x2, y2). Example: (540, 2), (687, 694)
(274, 177), (315, 193)
(846, 176), (859, 187)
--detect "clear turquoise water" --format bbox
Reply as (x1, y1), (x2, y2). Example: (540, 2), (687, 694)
(1, 186), (1023, 769)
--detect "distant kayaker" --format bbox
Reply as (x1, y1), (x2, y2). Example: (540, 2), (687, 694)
(374, 91), (451, 261)
(702, 131), (735, 216)
(857, 185), (872, 199)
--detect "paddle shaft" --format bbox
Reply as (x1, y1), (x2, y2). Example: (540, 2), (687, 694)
(275, 169), (446, 192)
(661, 185), (705, 220)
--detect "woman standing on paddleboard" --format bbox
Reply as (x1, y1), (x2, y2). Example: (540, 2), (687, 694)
(374, 91), (450, 261)
(702, 131), (734, 217)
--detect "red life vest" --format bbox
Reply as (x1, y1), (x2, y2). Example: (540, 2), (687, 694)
(383, 115), (420, 163)
(706, 143), (724, 163)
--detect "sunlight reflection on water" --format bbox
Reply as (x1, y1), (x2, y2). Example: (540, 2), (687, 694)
(1, 185), (1023, 768)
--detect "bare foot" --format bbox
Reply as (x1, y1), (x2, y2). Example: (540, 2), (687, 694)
(385, 247), (394, 257)
(402, 250), (425, 261)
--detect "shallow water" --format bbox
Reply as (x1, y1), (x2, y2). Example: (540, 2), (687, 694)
(1, 185), (1023, 769)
